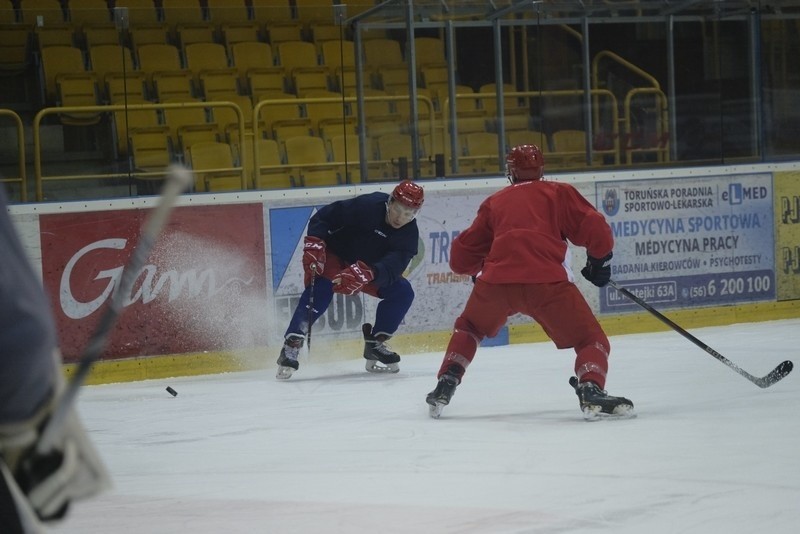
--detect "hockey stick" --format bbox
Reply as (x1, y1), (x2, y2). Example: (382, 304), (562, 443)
(306, 267), (316, 352)
(608, 280), (793, 389)
(37, 165), (191, 453)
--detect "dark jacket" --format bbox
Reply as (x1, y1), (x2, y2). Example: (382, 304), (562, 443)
(308, 192), (419, 287)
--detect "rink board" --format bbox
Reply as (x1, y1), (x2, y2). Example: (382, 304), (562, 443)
(7, 162), (800, 383)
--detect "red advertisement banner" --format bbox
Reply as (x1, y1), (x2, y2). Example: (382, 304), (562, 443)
(40, 204), (267, 362)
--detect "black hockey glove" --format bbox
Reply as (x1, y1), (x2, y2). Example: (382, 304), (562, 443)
(581, 252), (612, 287)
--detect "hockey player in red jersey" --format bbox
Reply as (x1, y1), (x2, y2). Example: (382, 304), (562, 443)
(426, 144), (633, 420)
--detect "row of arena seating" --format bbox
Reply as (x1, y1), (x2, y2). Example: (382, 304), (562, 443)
(131, 112), (601, 191)
(184, 129), (597, 193)
(0, 0), (375, 27)
(0, 0), (383, 82)
(35, 40), (463, 103)
(26, 34), (471, 104)
(0, 2), (385, 57)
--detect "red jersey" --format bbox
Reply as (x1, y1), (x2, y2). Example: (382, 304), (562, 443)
(450, 179), (613, 284)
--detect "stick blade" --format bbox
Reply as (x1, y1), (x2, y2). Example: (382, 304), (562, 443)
(755, 360), (793, 388)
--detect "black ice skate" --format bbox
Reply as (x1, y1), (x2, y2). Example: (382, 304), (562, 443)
(569, 376), (634, 420)
(362, 323), (400, 373)
(276, 335), (304, 380)
(426, 368), (460, 419)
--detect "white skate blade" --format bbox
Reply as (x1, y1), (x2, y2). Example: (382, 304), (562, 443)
(364, 360), (399, 373)
(581, 404), (636, 421)
(428, 402), (445, 419)
(276, 366), (295, 380)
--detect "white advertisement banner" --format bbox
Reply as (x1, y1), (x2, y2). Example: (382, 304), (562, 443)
(596, 174), (775, 312)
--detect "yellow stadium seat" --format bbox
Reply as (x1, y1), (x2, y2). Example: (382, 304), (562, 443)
(243, 138), (295, 189)
(105, 73), (148, 102)
(305, 97), (355, 139)
(265, 22), (303, 44)
(328, 133), (376, 183)
(284, 134), (339, 187)
(130, 125), (172, 172)
(436, 85), (479, 113)
(231, 41), (280, 89)
(56, 74), (102, 125)
(163, 101), (214, 154)
(185, 42), (235, 78)
(277, 40), (324, 75)
(364, 38), (404, 71)
(129, 24), (170, 50)
(206, 0), (250, 27)
(414, 37), (447, 69)
(35, 26), (75, 51)
(114, 0), (159, 25)
(293, 70), (331, 96)
(320, 40), (358, 92)
(0, 24), (31, 73)
(257, 94), (311, 141)
(0, 2), (16, 24)
(40, 45), (86, 103)
(462, 131), (500, 173)
(221, 23), (261, 49)
(294, 0), (334, 25)
(185, 43), (239, 100)
(550, 129), (606, 168)
(161, 0), (204, 28)
(176, 24), (216, 52)
(89, 44), (136, 94)
(19, 0), (65, 25)
(83, 25), (121, 47)
(152, 71), (194, 101)
(137, 43), (182, 77)
(138, 43), (193, 99)
(479, 83), (527, 116)
(113, 103), (161, 157)
(209, 94), (253, 138)
(68, 0), (111, 27)
(251, 0), (292, 23)
(375, 132), (415, 179)
(189, 141), (242, 192)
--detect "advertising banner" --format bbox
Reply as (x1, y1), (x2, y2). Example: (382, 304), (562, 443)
(597, 174), (775, 313)
(268, 202), (373, 344)
(775, 171), (800, 301)
(40, 204), (267, 362)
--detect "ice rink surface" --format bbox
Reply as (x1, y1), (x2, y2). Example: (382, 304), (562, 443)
(51, 319), (800, 534)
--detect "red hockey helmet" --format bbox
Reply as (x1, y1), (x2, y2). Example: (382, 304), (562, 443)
(392, 180), (425, 209)
(506, 144), (544, 183)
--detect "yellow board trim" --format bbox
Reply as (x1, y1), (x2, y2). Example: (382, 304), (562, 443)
(67, 299), (800, 385)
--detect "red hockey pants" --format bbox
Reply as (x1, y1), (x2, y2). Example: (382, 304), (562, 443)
(439, 279), (611, 388)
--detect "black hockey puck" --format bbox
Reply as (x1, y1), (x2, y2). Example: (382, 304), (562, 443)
(166, 386), (178, 397)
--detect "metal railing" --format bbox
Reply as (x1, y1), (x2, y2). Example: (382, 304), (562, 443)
(0, 109), (26, 202)
(33, 101), (245, 200)
(252, 94), (436, 184)
(592, 50), (670, 164)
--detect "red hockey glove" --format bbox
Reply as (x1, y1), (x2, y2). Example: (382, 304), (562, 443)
(333, 261), (374, 295)
(581, 252), (613, 287)
(302, 236), (326, 277)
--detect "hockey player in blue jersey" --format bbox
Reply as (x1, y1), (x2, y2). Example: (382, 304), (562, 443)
(276, 180), (425, 379)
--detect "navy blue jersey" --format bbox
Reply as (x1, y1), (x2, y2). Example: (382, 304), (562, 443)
(308, 192), (419, 287)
